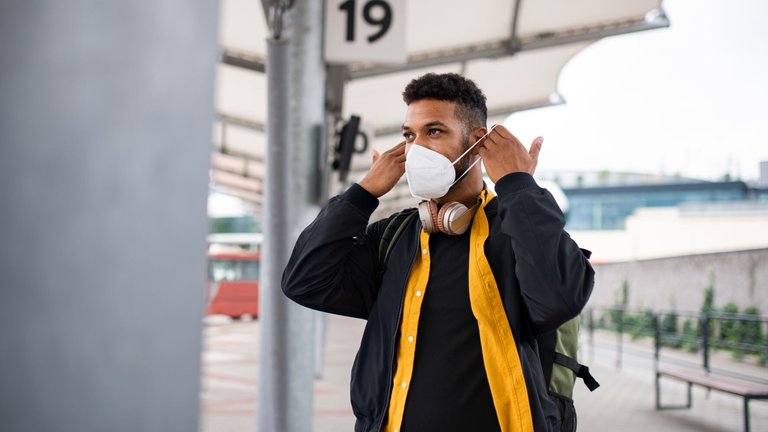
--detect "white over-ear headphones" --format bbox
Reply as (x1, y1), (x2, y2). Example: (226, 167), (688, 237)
(417, 199), (480, 235)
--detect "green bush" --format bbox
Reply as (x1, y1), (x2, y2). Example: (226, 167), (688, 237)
(593, 280), (767, 363)
(739, 306), (765, 350)
(596, 312), (607, 329)
(626, 309), (654, 340)
(661, 311), (678, 334)
(718, 302), (739, 347)
(606, 280), (630, 332)
(681, 318), (699, 353)
(712, 305), (766, 361)
(660, 311), (683, 348)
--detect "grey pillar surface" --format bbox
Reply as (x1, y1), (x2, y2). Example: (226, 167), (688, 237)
(259, 1), (325, 431)
(0, 2), (218, 432)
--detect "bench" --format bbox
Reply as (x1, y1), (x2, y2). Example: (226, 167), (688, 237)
(655, 366), (768, 432)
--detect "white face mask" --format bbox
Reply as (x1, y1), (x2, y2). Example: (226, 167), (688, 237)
(405, 125), (495, 200)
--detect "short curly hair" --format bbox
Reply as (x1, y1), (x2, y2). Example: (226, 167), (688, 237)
(402, 73), (487, 132)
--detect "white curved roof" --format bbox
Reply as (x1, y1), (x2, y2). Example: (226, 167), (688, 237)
(212, 0), (668, 213)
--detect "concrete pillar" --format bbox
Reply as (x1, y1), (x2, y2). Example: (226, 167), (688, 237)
(0, 2), (218, 432)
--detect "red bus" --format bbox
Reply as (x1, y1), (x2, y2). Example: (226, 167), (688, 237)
(206, 250), (260, 318)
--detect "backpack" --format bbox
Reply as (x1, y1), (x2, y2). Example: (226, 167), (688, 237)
(377, 208), (599, 432)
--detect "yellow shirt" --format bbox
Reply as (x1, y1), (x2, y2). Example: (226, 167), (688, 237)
(382, 190), (533, 432)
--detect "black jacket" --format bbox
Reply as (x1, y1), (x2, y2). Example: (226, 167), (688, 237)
(282, 172), (595, 431)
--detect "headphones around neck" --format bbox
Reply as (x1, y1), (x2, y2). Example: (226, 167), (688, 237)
(417, 199), (480, 235)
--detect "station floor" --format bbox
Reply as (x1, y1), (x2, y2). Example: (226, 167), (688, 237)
(200, 314), (768, 432)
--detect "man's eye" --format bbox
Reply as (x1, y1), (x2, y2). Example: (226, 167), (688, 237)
(428, 129), (441, 136)
(403, 132), (414, 140)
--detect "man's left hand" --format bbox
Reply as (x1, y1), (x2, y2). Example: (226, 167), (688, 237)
(477, 125), (543, 183)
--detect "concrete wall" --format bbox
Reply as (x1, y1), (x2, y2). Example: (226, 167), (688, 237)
(590, 249), (768, 314)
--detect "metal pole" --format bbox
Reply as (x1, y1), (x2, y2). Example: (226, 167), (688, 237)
(616, 307), (624, 371)
(259, 0), (323, 430)
(701, 312), (710, 372)
(588, 307), (595, 364)
(260, 36), (293, 432)
(653, 314), (661, 364)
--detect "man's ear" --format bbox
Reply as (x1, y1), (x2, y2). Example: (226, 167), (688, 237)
(470, 127), (488, 154)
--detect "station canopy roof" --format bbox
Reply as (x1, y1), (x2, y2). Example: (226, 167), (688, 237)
(212, 0), (668, 215)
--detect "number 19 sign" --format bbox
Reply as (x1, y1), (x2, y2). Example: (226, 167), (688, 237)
(324, 0), (407, 64)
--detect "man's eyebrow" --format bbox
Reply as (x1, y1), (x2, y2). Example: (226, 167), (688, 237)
(401, 121), (449, 131)
(425, 121), (449, 128)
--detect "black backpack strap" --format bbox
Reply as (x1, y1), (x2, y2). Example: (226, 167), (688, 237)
(377, 209), (418, 279)
(553, 352), (600, 391)
(537, 329), (557, 387)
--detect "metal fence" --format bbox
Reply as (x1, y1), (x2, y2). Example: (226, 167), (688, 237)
(583, 305), (768, 380)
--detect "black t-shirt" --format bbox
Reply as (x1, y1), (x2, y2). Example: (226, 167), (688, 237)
(399, 230), (501, 432)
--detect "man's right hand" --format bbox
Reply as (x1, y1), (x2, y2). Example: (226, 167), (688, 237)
(358, 141), (406, 198)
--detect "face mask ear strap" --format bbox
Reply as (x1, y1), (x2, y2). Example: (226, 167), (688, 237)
(451, 124), (498, 165)
(452, 156), (483, 185)
(450, 124), (496, 186)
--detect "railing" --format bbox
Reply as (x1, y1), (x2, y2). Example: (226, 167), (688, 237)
(583, 305), (768, 380)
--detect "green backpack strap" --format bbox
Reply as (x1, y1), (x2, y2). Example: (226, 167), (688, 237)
(553, 352), (600, 392)
(549, 317), (600, 398)
(377, 209), (418, 280)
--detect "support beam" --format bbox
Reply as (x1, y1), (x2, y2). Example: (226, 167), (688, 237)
(220, 48), (266, 73)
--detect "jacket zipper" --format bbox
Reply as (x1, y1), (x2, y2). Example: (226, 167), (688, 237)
(374, 236), (419, 432)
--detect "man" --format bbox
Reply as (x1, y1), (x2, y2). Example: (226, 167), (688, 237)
(282, 73), (594, 431)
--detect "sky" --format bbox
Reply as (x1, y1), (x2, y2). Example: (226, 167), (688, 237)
(505, 0), (768, 182)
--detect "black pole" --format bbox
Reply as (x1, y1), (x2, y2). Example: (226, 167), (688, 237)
(700, 312), (710, 372)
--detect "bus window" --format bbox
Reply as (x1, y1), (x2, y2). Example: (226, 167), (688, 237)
(241, 260), (259, 280)
(209, 259), (239, 282)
